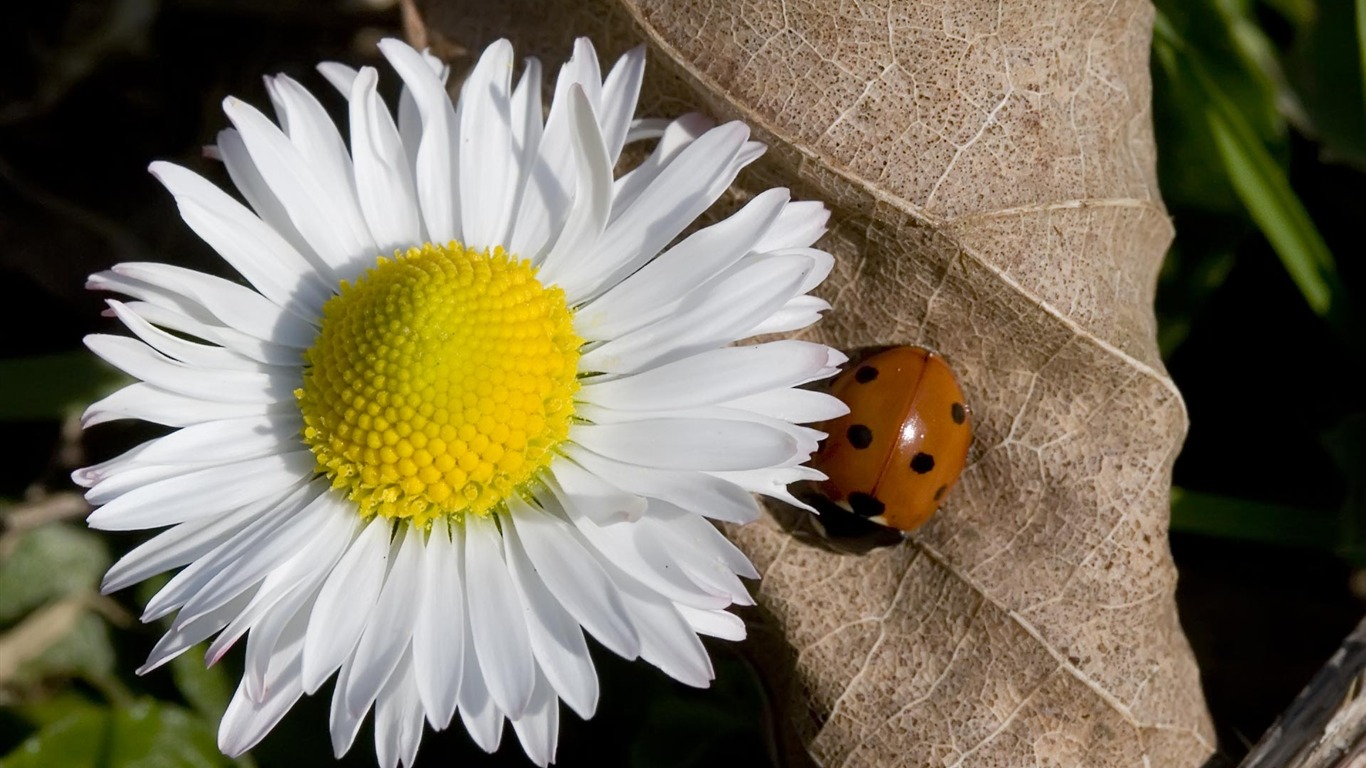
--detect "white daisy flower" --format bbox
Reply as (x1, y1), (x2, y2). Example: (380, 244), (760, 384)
(74, 37), (845, 767)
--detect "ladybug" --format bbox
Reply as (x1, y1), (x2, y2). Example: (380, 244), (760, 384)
(809, 346), (971, 532)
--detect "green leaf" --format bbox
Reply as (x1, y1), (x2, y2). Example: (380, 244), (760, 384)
(1359, 0), (1366, 123)
(170, 646), (235, 723)
(1155, 12), (1350, 327)
(7, 692), (103, 731)
(0, 352), (127, 422)
(1262, 0), (1315, 31)
(1285, 0), (1366, 169)
(1154, 0), (1287, 143)
(0, 700), (230, 768)
(10, 613), (115, 688)
(1169, 486), (1338, 549)
(0, 524), (108, 624)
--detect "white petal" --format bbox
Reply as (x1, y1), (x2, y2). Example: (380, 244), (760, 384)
(609, 113), (714, 220)
(456, 610), (505, 754)
(464, 512), (534, 719)
(644, 504), (754, 605)
(374, 651), (425, 768)
(503, 519), (598, 719)
(88, 269), (216, 328)
(108, 299), (298, 366)
(560, 502), (732, 609)
(754, 199), (830, 252)
(575, 188), (788, 340)
(330, 660), (366, 758)
(211, 508), (357, 671)
(317, 61), (359, 94)
(676, 605), (746, 641)
(722, 387), (851, 424)
(378, 38), (461, 244)
(459, 39), (517, 250)
(547, 457), (646, 524)
(509, 668), (559, 767)
(106, 300), (273, 372)
(570, 122), (752, 298)
(303, 516), (393, 693)
(394, 50), (448, 177)
(218, 624), (306, 756)
(138, 592), (254, 675)
(598, 46), (645, 163)
(265, 74), (366, 225)
(506, 495), (639, 660)
(774, 246), (835, 294)
(344, 525), (424, 717)
(509, 38), (603, 260)
(504, 57), (544, 249)
(651, 499), (760, 580)
(578, 255), (813, 374)
(216, 128), (334, 283)
(349, 67), (422, 253)
(73, 441), (153, 488)
(86, 451), (313, 531)
(84, 335), (292, 404)
(81, 382), (282, 429)
(151, 482), (327, 622)
(101, 496), (265, 593)
(535, 86), (612, 292)
(556, 493), (731, 610)
(412, 518), (464, 729)
(563, 444), (760, 525)
(570, 419), (798, 471)
(85, 461), (219, 506)
(614, 575), (713, 688)
(592, 405), (822, 468)
(712, 466), (826, 514)
(241, 590), (313, 703)
(223, 96), (376, 275)
(747, 295), (831, 336)
(580, 340), (840, 412)
(93, 413), (298, 472)
(148, 161), (331, 311)
(110, 262), (315, 347)
(625, 117), (670, 142)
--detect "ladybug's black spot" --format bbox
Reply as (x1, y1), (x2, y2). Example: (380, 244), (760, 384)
(846, 424), (873, 449)
(854, 366), (879, 383)
(933, 484), (948, 501)
(910, 452), (935, 474)
(951, 402), (966, 424)
(848, 492), (885, 518)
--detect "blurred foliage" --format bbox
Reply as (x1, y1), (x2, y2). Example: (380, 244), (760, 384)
(1154, 0), (1366, 548)
(1152, 0), (1366, 757)
(0, 700), (231, 768)
(0, 353), (127, 421)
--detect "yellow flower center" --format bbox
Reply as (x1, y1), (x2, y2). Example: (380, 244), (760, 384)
(296, 242), (581, 526)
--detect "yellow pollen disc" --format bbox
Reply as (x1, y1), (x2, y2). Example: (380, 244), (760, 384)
(297, 242), (581, 526)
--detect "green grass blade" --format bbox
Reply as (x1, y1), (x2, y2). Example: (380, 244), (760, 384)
(1170, 487), (1338, 550)
(1154, 13), (1349, 328)
(1204, 113), (1335, 314)
(1359, 0), (1366, 122)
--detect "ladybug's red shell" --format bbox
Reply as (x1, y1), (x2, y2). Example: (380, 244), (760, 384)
(810, 346), (971, 532)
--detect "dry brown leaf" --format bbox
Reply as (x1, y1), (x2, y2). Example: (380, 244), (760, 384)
(409, 1), (1216, 765)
